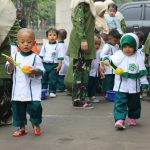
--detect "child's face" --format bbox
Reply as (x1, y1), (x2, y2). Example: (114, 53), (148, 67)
(17, 32), (35, 53)
(108, 7), (116, 17)
(47, 31), (57, 42)
(122, 44), (135, 56)
(109, 37), (119, 46)
(95, 37), (101, 50)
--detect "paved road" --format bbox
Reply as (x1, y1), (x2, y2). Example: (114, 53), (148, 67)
(0, 92), (150, 150)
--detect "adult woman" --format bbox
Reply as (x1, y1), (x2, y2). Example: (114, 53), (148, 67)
(66, 0), (96, 108)
(94, 1), (109, 34)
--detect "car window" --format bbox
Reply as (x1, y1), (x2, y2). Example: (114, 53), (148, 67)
(120, 4), (143, 21)
(145, 4), (150, 20)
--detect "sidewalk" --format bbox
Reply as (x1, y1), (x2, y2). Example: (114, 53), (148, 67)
(0, 92), (150, 150)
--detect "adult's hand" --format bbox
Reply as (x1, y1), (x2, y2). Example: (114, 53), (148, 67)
(81, 41), (88, 52)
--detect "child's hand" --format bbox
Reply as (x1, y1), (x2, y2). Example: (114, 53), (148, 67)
(141, 84), (149, 93)
(55, 65), (61, 72)
(81, 41), (88, 52)
(27, 68), (41, 76)
(6, 56), (14, 65)
(99, 65), (105, 79)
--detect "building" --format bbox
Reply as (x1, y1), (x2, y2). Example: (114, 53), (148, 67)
(56, 0), (72, 45)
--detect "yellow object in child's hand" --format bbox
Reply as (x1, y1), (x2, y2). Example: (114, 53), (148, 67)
(114, 67), (124, 75)
(21, 66), (33, 74)
(1, 53), (33, 74)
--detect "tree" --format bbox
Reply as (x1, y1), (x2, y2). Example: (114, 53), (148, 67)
(12, 0), (56, 29)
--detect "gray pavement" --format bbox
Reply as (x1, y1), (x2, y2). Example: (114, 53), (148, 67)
(0, 92), (150, 150)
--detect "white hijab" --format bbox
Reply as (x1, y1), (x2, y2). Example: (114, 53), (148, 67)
(94, 2), (109, 34)
(104, 0), (114, 6)
(0, 0), (16, 46)
(70, 0), (96, 17)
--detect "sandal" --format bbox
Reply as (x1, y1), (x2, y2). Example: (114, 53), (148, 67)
(12, 128), (27, 137)
(33, 125), (41, 136)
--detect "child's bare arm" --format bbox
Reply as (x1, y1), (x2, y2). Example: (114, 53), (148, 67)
(55, 60), (62, 72)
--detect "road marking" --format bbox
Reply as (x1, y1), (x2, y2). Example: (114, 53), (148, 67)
(42, 114), (113, 118)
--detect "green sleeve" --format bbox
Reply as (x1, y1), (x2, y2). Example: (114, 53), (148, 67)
(143, 33), (150, 55)
(72, 3), (87, 41)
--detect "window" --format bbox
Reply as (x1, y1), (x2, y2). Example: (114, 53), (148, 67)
(120, 4), (143, 21)
(145, 5), (150, 20)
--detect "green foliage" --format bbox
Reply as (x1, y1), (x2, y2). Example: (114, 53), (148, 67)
(12, 0), (56, 28)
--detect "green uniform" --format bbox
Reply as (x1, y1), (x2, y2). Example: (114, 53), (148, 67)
(143, 33), (150, 91)
(42, 63), (59, 94)
(66, 3), (95, 105)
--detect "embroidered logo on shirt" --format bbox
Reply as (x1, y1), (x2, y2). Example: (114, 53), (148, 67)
(52, 52), (56, 58)
(128, 64), (137, 72)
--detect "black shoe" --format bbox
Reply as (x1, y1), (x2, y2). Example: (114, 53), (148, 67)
(73, 100), (84, 108)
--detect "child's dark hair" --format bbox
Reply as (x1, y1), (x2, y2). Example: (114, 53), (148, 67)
(108, 3), (118, 12)
(108, 29), (121, 39)
(58, 29), (67, 40)
(135, 31), (144, 44)
(100, 33), (108, 42)
(46, 28), (58, 37)
(94, 33), (101, 40)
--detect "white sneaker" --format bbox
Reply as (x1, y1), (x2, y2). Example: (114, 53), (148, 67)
(92, 99), (100, 103)
(50, 93), (56, 98)
(45, 92), (49, 98)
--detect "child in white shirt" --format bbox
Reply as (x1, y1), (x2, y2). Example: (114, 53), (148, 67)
(56, 29), (69, 92)
(6, 28), (44, 136)
(101, 33), (149, 130)
(100, 29), (121, 95)
(105, 3), (123, 35)
(39, 28), (64, 98)
(88, 35), (102, 103)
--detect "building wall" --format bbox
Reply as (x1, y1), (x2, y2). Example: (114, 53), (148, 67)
(56, 0), (72, 46)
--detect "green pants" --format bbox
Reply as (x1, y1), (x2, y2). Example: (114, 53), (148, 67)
(88, 76), (100, 97)
(57, 75), (65, 91)
(101, 74), (115, 93)
(12, 101), (42, 127)
(114, 92), (141, 121)
(42, 63), (59, 93)
(72, 51), (91, 102)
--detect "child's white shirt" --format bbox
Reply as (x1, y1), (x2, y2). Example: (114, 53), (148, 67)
(100, 43), (119, 74)
(7, 52), (45, 101)
(89, 49), (101, 77)
(39, 42), (64, 63)
(110, 50), (148, 93)
(10, 45), (18, 57)
(57, 42), (70, 75)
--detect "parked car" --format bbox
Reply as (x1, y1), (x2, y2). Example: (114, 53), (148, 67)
(119, 1), (150, 42)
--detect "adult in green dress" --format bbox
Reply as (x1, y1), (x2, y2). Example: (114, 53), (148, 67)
(143, 33), (150, 95)
(66, 0), (96, 108)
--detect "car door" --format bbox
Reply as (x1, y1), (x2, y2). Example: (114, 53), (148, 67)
(141, 3), (150, 41)
(119, 2), (144, 33)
